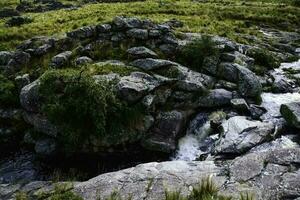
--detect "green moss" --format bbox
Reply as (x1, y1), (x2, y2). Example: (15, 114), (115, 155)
(87, 41), (128, 61)
(39, 69), (144, 151)
(0, 74), (18, 107)
(87, 64), (138, 76)
(246, 48), (280, 73)
(176, 36), (219, 71)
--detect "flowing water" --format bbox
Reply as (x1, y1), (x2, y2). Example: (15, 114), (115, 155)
(174, 59), (300, 161)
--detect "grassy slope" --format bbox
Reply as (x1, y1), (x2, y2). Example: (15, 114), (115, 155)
(0, 0), (299, 50)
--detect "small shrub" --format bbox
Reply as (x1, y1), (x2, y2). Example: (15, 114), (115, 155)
(164, 190), (186, 200)
(48, 184), (83, 200)
(0, 74), (18, 107)
(15, 192), (29, 200)
(177, 36), (219, 71)
(240, 193), (254, 200)
(39, 69), (144, 151)
(37, 184), (83, 200)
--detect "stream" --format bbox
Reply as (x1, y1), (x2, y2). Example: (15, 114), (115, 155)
(174, 59), (300, 161)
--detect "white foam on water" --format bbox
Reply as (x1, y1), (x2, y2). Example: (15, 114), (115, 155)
(173, 135), (202, 161)
(174, 122), (211, 161)
(261, 92), (300, 120)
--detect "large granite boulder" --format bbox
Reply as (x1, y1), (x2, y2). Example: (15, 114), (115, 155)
(217, 63), (262, 98)
(214, 116), (274, 154)
(73, 160), (225, 200)
(50, 51), (72, 68)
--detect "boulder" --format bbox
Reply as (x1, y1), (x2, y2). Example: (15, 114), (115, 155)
(214, 116), (274, 154)
(34, 44), (53, 56)
(113, 16), (142, 29)
(237, 64), (262, 98)
(142, 111), (186, 153)
(280, 102), (300, 128)
(23, 112), (58, 137)
(96, 23), (111, 33)
(20, 80), (41, 113)
(176, 70), (215, 92)
(75, 56), (93, 66)
(217, 63), (262, 98)
(73, 160), (225, 200)
(126, 28), (148, 40)
(117, 72), (161, 103)
(130, 58), (175, 71)
(50, 51), (72, 68)
(15, 73), (30, 91)
(0, 51), (13, 65)
(34, 138), (56, 156)
(197, 89), (233, 107)
(67, 26), (96, 39)
(230, 98), (249, 113)
(6, 51), (31, 73)
(228, 148), (300, 200)
(127, 46), (158, 59)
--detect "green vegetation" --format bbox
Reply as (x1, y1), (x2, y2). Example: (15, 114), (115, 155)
(246, 47), (280, 74)
(164, 178), (254, 200)
(46, 184), (83, 200)
(0, 74), (18, 107)
(87, 64), (138, 76)
(0, 0), (300, 50)
(39, 68), (144, 151)
(176, 36), (219, 71)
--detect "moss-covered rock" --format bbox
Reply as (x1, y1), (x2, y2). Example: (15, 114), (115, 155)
(38, 69), (145, 151)
(0, 74), (18, 107)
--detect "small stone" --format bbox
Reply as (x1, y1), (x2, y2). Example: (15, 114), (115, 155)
(280, 102), (300, 129)
(230, 98), (249, 113)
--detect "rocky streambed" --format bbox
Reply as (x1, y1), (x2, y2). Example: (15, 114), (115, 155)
(0, 16), (300, 199)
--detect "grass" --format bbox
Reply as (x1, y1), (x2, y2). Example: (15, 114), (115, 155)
(164, 177), (254, 200)
(0, 0), (299, 50)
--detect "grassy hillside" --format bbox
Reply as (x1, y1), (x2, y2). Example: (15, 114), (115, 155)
(0, 0), (299, 50)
